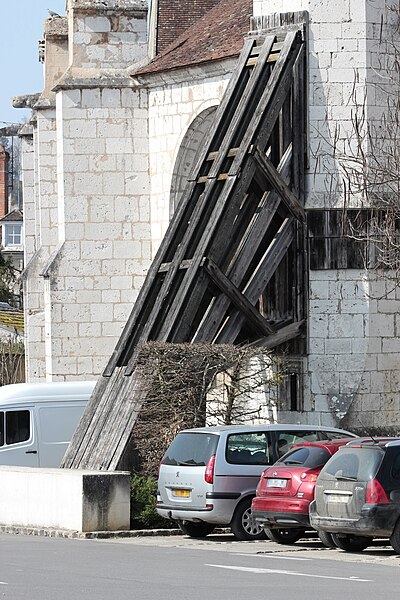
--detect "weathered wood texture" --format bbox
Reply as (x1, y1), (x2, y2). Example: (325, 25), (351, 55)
(61, 13), (308, 470)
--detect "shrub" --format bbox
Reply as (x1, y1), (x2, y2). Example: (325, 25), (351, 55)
(130, 474), (174, 529)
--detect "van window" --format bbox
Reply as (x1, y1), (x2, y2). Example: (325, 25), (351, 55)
(162, 433), (219, 467)
(5, 410), (30, 445)
(226, 432), (272, 465)
(38, 406), (85, 443)
(0, 412), (3, 446)
(275, 431), (321, 457)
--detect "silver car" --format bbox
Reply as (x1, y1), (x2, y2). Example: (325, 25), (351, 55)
(156, 424), (356, 540)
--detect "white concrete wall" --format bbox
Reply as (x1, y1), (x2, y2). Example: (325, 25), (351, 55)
(0, 467), (130, 532)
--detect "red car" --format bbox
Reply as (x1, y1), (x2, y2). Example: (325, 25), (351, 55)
(251, 439), (355, 546)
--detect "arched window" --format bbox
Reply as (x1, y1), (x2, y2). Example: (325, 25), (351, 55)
(170, 106), (217, 216)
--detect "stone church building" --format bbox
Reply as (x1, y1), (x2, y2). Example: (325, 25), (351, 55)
(16, 0), (400, 434)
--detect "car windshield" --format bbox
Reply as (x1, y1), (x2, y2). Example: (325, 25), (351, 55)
(318, 447), (385, 481)
(275, 446), (331, 468)
(161, 432), (219, 467)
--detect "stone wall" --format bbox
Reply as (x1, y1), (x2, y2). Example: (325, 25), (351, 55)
(21, 0), (151, 381)
(253, 0), (400, 430)
(42, 85), (151, 378)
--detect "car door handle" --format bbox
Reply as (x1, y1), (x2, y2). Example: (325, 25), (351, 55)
(25, 450), (37, 454)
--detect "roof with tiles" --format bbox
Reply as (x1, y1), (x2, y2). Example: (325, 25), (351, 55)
(134, 0), (252, 76)
(0, 209), (23, 223)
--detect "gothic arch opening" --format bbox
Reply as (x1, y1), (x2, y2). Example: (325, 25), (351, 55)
(170, 106), (217, 216)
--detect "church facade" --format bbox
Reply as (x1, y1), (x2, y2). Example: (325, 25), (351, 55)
(17, 0), (400, 433)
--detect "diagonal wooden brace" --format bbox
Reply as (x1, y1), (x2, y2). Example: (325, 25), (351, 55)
(253, 145), (305, 223)
(203, 258), (275, 336)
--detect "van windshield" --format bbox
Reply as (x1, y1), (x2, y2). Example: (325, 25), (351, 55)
(162, 432), (219, 467)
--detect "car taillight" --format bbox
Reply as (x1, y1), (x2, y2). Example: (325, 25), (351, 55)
(300, 472), (318, 482)
(205, 454), (216, 484)
(366, 479), (389, 504)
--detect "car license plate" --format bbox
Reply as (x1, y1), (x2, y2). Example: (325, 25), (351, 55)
(267, 478), (287, 488)
(326, 494), (350, 503)
(173, 488), (190, 498)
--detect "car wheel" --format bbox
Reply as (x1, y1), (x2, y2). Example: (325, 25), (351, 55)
(177, 520), (215, 538)
(230, 498), (266, 541)
(265, 527), (305, 545)
(390, 519), (400, 554)
(331, 533), (370, 552)
(318, 530), (336, 548)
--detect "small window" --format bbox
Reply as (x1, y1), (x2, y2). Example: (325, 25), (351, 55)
(275, 431), (321, 457)
(4, 223), (22, 247)
(277, 358), (304, 412)
(226, 432), (272, 465)
(5, 410), (30, 445)
(0, 412), (3, 446)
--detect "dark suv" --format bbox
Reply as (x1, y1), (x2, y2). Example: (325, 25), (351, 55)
(309, 439), (400, 552)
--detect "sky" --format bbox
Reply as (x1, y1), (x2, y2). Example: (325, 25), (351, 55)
(0, 0), (67, 127)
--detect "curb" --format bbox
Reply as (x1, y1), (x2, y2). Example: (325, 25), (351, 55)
(0, 525), (184, 539)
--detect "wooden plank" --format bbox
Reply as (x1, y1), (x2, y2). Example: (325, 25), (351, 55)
(227, 29), (301, 175)
(253, 146), (305, 222)
(206, 147), (238, 161)
(206, 35), (277, 180)
(61, 368), (121, 467)
(102, 38), (257, 376)
(149, 37), (302, 345)
(193, 147), (292, 343)
(238, 36), (304, 173)
(252, 320), (305, 349)
(215, 218), (294, 343)
(197, 173), (229, 183)
(158, 259), (193, 273)
(203, 258), (275, 335)
(187, 36), (257, 181)
(85, 372), (140, 470)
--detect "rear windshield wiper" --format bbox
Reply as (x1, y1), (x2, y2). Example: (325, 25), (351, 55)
(335, 474), (357, 481)
(177, 460), (204, 466)
(283, 459), (303, 465)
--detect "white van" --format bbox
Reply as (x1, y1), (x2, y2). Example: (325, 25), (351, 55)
(0, 381), (96, 467)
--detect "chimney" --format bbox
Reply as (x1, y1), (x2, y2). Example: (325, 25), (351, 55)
(0, 145), (9, 218)
(150, 0), (222, 56)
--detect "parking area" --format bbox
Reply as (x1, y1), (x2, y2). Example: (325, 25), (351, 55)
(95, 531), (400, 567)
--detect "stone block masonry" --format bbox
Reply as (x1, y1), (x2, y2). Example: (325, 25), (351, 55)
(42, 85), (151, 379)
